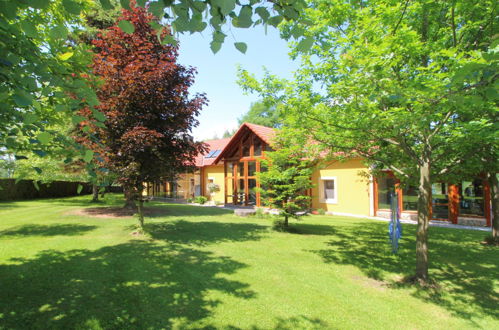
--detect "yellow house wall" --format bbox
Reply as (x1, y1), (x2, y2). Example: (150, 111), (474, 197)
(311, 158), (371, 216)
(203, 164), (225, 203)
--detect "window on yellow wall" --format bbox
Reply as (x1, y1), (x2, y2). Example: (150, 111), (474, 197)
(319, 177), (337, 204)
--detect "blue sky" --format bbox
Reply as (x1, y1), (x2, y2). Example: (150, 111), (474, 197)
(177, 26), (298, 141)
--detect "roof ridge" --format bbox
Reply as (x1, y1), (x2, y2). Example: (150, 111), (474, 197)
(243, 122), (275, 130)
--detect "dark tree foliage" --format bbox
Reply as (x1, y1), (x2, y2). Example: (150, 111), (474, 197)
(91, 3), (207, 227)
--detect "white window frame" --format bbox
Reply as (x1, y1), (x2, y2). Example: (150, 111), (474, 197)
(319, 176), (337, 204)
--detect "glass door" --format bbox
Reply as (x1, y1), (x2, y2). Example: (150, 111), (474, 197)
(226, 160), (259, 206)
(459, 179), (485, 217)
(432, 183), (449, 219)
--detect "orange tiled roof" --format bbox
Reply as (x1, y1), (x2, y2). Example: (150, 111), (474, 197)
(195, 138), (231, 167)
(243, 122), (276, 145)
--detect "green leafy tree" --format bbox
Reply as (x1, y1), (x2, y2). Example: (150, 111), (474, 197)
(113, 0), (309, 54)
(14, 154), (88, 183)
(259, 132), (315, 228)
(240, 0), (498, 283)
(238, 100), (282, 128)
(0, 0), (104, 165)
(3, 0), (310, 174)
(75, 0), (122, 44)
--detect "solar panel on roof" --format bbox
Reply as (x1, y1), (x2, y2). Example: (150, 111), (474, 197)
(205, 150), (221, 158)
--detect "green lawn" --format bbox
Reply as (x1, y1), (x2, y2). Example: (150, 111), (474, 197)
(0, 195), (497, 329)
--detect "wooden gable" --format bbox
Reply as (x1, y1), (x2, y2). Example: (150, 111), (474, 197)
(214, 123), (273, 163)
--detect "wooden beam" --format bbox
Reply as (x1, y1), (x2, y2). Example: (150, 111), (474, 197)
(448, 184), (459, 224)
(244, 161), (249, 206)
(224, 162), (227, 205)
(256, 160), (260, 207)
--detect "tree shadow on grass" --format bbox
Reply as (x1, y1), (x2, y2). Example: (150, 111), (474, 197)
(66, 203), (234, 219)
(311, 221), (499, 322)
(34, 194), (124, 208)
(0, 240), (256, 329)
(145, 220), (268, 246)
(219, 315), (329, 329)
(151, 203), (234, 217)
(0, 224), (97, 238)
(0, 201), (23, 210)
(281, 223), (338, 236)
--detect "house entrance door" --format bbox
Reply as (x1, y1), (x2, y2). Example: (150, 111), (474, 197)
(432, 183), (450, 220)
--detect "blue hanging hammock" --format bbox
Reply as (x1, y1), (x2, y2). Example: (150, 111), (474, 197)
(388, 191), (402, 254)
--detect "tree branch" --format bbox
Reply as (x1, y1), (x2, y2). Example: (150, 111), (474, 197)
(438, 159), (463, 176)
(429, 73), (499, 105)
(392, 0), (411, 35)
(451, 5), (457, 47)
(428, 109), (454, 140)
(389, 165), (410, 178)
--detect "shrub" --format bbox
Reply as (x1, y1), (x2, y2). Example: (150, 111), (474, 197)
(186, 198), (193, 203)
(317, 208), (326, 215)
(194, 196), (208, 204)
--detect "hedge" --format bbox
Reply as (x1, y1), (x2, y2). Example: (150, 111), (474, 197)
(0, 179), (93, 201)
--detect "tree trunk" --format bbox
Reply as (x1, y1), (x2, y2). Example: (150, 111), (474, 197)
(284, 215), (289, 227)
(489, 173), (499, 239)
(416, 161), (431, 282)
(91, 184), (99, 202)
(137, 199), (144, 229)
(123, 187), (136, 209)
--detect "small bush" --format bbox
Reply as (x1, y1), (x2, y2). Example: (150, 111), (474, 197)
(194, 196), (208, 204)
(317, 208), (326, 215)
(186, 198), (193, 203)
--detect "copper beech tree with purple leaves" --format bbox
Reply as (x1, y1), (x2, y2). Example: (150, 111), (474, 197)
(91, 3), (207, 228)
